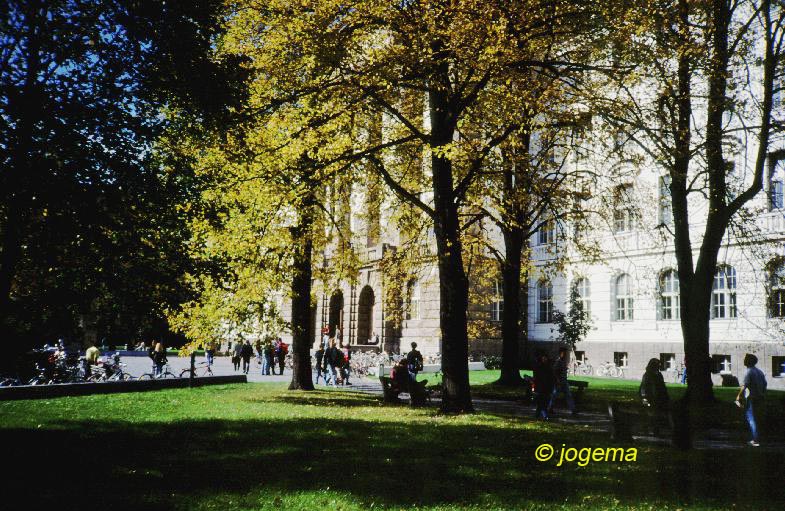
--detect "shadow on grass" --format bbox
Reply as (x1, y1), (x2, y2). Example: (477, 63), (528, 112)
(3, 391), (785, 510)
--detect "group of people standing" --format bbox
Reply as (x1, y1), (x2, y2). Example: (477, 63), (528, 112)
(532, 347), (576, 420)
(231, 338), (288, 375)
(314, 338), (352, 385)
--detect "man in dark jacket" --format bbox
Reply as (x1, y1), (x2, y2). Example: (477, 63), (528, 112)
(314, 346), (325, 384)
(640, 358), (669, 435)
(240, 340), (253, 374)
(406, 342), (424, 382)
(324, 339), (341, 386)
(533, 353), (555, 419)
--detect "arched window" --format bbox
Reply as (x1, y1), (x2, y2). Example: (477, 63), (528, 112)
(770, 263), (785, 318)
(405, 279), (420, 320)
(615, 274), (634, 321)
(574, 277), (591, 315)
(490, 280), (504, 322)
(536, 280), (553, 323)
(711, 266), (737, 319)
(659, 270), (680, 320)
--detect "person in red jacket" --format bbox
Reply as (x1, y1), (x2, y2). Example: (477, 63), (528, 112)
(277, 338), (288, 375)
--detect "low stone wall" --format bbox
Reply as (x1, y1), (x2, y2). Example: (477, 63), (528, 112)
(0, 375), (247, 401)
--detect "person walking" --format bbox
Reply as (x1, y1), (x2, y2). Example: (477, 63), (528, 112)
(406, 342), (424, 382)
(550, 347), (576, 415)
(263, 340), (275, 376)
(232, 341), (243, 372)
(324, 339), (340, 386)
(639, 358), (669, 435)
(205, 340), (216, 368)
(151, 342), (167, 377)
(736, 353), (767, 447)
(533, 352), (555, 420)
(314, 346), (325, 384)
(341, 344), (352, 385)
(240, 340), (253, 374)
(277, 338), (287, 375)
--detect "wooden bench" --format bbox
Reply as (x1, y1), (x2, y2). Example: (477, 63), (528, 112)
(524, 379), (588, 404)
(567, 379), (589, 398)
(379, 375), (430, 407)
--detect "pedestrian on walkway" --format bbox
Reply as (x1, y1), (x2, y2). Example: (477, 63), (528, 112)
(341, 344), (352, 385)
(263, 339), (275, 375)
(277, 338), (287, 375)
(406, 342), (423, 383)
(314, 346), (325, 384)
(240, 340), (253, 374)
(550, 347), (576, 415)
(232, 340), (243, 371)
(639, 358), (669, 435)
(324, 339), (340, 386)
(151, 342), (167, 377)
(533, 352), (555, 420)
(736, 353), (767, 447)
(205, 340), (216, 368)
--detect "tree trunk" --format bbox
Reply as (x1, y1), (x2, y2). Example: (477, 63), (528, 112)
(288, 192), (315, 391)
(670, 0), (714, 403)
(429, 78), (472, 413)
(496, 228), (524, 386)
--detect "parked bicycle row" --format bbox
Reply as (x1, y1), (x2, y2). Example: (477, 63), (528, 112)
(0, 341), (226, 386)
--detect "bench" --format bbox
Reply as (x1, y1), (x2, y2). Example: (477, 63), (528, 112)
(380, 375), (430, 407)
(567, 379), (589, 398)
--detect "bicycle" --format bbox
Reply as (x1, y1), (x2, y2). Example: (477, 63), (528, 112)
(0, 376), (22, 386)
(664, 363), (686, 384)
(572, 359), (593, 376)
(595, 361), (621, 378)
(180, 361), (214, 378)
(138, 363), (177, 380)
(87, 355), (131, 382)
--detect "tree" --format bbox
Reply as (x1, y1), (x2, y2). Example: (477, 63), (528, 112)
(551, 284), (592, 352)
(218, 0), (624, 412)
(591, 0), (785, 402)
(0, 0), (243, 351)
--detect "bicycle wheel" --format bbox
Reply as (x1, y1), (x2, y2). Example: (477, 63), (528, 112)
(162, 371), (177, 379)
(137, 373), (154, 380)
(608, 366), (620, 378)
(179, 369), (193, 378)
(595, 366), (606, 377)
(109, 371), (129, 381)
(581, 364), (593, 376)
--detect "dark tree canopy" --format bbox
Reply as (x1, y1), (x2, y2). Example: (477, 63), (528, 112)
(0, 0), (245, 353)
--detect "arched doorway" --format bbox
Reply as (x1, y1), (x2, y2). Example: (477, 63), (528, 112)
(357, 286), (374, 344)
(328, 290), (344, 341)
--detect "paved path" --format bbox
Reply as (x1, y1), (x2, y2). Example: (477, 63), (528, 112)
(120, 354), (292, 383)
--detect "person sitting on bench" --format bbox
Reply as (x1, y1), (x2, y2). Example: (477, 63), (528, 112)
(390, 358), (428, 405)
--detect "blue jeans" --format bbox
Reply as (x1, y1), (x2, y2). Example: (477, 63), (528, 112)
(206, 350), (214, 367)
(262, 356), (272, 375)
(550, 381), (575, 413)
(745, 397), (760, 442)
(324, 363), (337, 385)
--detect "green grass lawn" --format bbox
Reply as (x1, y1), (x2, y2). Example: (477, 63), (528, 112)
(427, 370), (785, 431)
(1, 380), (783, 510)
